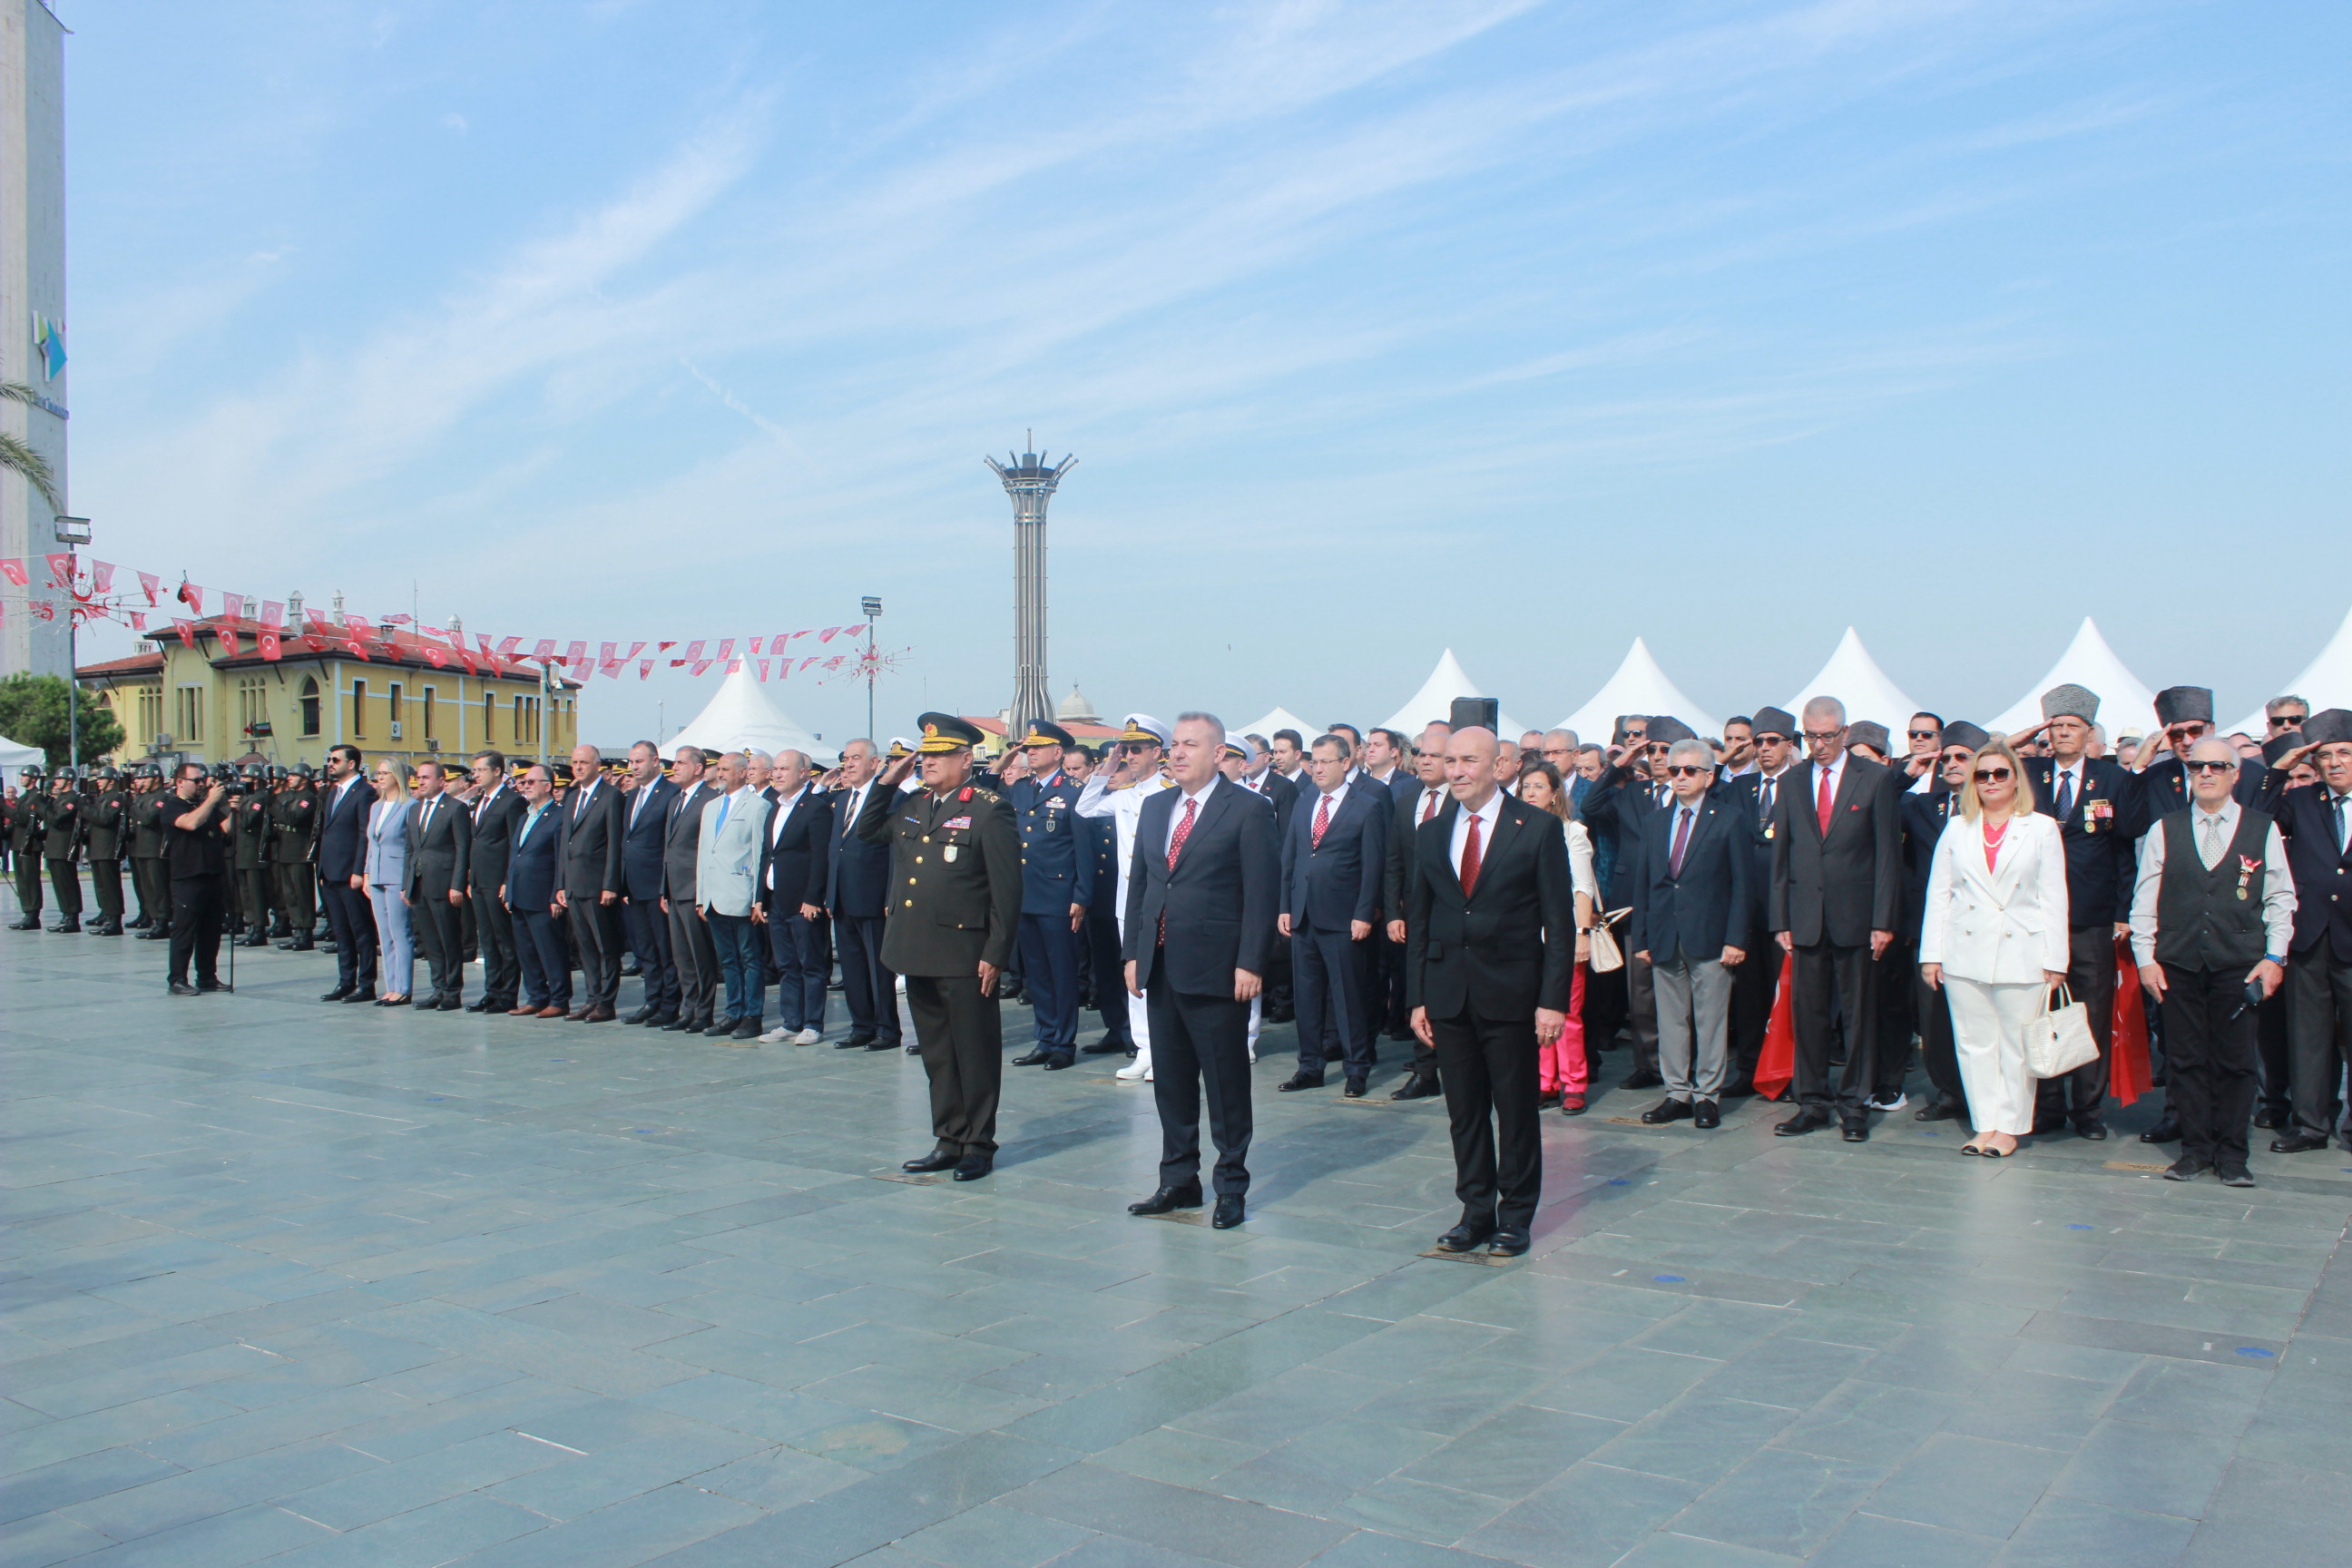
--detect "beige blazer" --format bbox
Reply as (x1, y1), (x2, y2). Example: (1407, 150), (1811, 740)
(695, 788), (772, 919)
(1917, 810), (2071, 983)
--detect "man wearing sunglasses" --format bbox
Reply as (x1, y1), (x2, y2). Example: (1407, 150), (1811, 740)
(1768, 695), (1905, 1142)
(1579, 715), (1702, 1093)
(2264, 695), (2310, 735)
(1901, 722), (1989, 1122)
(2263, 710), (2352, 1154)
(2128, 736), (2295, 1186)
(1902, 713), (1943, 793)
(1718, 706), (1800, 1093)
(1626, 739), (1755, 1129)
(2133, 685), (2278, 816)
(2015, 684), (2151, 1141)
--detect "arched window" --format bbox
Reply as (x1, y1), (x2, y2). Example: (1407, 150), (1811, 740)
(299, 676), (321, 737)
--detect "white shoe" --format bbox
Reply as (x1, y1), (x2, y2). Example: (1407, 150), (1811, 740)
(757, 1025), (791, 1044)
(1115, 1063), (1148, 1082)
(791, 1027), (821, 1046)
(1867, 1090), (1907, 1112)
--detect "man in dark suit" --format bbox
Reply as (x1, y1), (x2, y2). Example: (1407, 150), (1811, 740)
(618, 740), (681, 1026)
(2268, 710), (2352, 1153)
(1900, 722), (1984, 1122)
(756, 750), (834, 1043)
(463, 751), (526, 1013)
(659, 745), (720, 1034)
(1384, 720), (1453, 1097)
(857, 715), (1024, 1181)
(1580, 715), (1699, 1093)
(315, 744), (377, 1002)
(1076, 750), (1132, 1057)
(1406, 727), (1576, 1257)
(1627, 737), (1754, 1129)
(1714, 705), (1800, 1093)
(1125, 711), (1280, 1229)
(2016, 685), (2150, 1140)
(1240, 736), (1298, 1023)
(502, 763), (572, 1016)
(1279, 731), (1389, 1096)
(557, 742), (626, 1022)
(824, 740), (900, 1051)
(1769, 695), (1904, 1141)
(2136, 684), (2277, 815)
(1007, 721), (1093, 1070)
(402, 760), (472, 1008)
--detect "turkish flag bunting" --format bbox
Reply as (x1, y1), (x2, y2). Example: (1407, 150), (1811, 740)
(683, 640), (705, 662)
(757, 659), (770, 681)
(426, 646), (447, 668)
(222, 593), (246, 623)
(691, 660), (713, 677)
(790, 629), (811, 641)
(749, 637), (764, 655)
(659, 641), (676, 652)
(1754, 953), (1797, 1101)
(172, 618), (197, 648)
(129, 612), (147, 631)
(139, 571), (161, 603)
(221, 627), (240, 656)
(260, 600), (284, 628)
(179, 583), (204, 614)
(260, 631), (282, 661)
(563, 640), (587, 669)
(799, 656), (819, 671)
(638, 661), (652, 680)
(46, 554), (75, 588)
(309, 610), (333, 631)
(92, 561), (116, 593)
(622, 641), (645, 662)
(599, 642), (617, 668)
(818, 626), (838, 642)
(715, 639), (735, 662)
(531, 639), (555, 660)
(0, 559), (25, 586)
(457, 651), (477, 674)
(347, 640), (371, 662)
(301, 635), (325, 652)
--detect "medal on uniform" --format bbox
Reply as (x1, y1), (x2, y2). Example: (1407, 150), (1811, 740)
(944, 846), (958, 862)
(2235, 854), (2257, 901)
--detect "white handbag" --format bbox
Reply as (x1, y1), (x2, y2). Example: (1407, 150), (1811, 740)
(2024, 982), (2099, 1079)
(1587, 909), (1629, 974)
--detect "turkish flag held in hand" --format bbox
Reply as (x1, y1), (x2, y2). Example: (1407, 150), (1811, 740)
(2110, 938), (2151, 1106)
(1754, 952), (1798, 1101)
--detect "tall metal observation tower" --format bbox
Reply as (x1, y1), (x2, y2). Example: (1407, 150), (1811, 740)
(985, 435), (1075, 746)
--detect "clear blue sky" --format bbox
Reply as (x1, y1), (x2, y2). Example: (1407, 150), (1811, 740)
(61, 0), (2350, 744)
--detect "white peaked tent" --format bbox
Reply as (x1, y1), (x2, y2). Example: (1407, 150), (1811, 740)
(1785, 627), (1917, 735)
(0, 732), (42, 790)
(2226, 603), (2352, 737)
(1381, 649), (1526, 740)
(1988, 617), (2160, 740)
(663, 665), (829, 762)
(1559, 638), (1720, 741)
(1238, 706), (1318, 741)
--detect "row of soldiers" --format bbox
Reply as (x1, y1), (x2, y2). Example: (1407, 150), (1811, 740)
(3, 762), (319, 943)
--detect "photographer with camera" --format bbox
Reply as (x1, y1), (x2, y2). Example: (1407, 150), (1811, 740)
(162, 762), (234, 995)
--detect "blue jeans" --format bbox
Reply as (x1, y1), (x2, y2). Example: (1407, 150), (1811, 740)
(708, 911), (763, 1024)
(764, 906), (827, 1032)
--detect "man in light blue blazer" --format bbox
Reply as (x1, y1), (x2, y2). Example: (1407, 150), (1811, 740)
(697, 751), (773, 1043)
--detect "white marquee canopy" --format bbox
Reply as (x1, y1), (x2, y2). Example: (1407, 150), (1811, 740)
(1237, 706), (1318, 743)
(662, 665), (829, 762)
(1784, 627), (1916, 735)
(1558, 638), (1720, 740)
(1381, 649), (1526, 740)
(2225, 603), (2352, 737)
(1987, 617), (2159, 740)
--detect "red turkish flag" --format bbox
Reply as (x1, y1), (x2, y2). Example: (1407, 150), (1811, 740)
(1754, 953), (1796, 1102)
(715, 639), (735, 662)
(178, 582), (204, 615)
(138, 570), (161, 603)
(426, 646), (447, 669)
(221, 627), (240, 656)
(260, 600), (284, 628)
(682, 640), (705, 662)
(0, 559), (26, 586)
(691, 660), (713, 677)
(45, 554), (74, 588)
(818, 626), (838, 642)
(92, 561), (117, 593)
(260, 631), (282, 661)
(2110, 937), (2151, 1106)
(757, 659), (770, 681)
(221, 593), (247, 623)
(563, 640), (587, 669)
(172, 618), (197, 648)
(637, 661), (652, 681)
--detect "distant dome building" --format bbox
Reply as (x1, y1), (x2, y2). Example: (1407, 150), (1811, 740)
(1056, 683), (1101, 725)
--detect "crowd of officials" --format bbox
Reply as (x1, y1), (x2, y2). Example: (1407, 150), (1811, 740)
(5, 678), (2348, 1250)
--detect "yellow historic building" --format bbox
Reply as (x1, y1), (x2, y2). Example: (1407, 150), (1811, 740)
(77, 615), (579, 771)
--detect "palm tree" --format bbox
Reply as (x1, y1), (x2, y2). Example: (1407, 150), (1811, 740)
(1, 381), (62, 512)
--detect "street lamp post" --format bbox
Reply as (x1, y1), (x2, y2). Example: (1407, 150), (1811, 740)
(54, 515), (91, 769)
(861, 595), (882, 740)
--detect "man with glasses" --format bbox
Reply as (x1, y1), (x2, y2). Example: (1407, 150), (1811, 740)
(1579, 715), (1700, 1093)
(2265, 694), (2310, 735)
(2135, 685), (2277, 815)
(1628, 739), (1755, 1129)
(2264, 710), (2352, 1154)
(1720, 706), (1801, 1093)
(1539, 730), (1587, 802)
(1903, 712), (1943, 793)
(2129, 737), (2295, 1186)
(1769, 695), (1904, 1141)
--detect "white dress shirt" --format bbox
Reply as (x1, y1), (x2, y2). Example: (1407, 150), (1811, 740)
(764, 784), (810, 889)
(1164, 774), (1222, 855)
(2128, 799), (2297, 965)
(1811, 752), (1847, 813)
(1447, 789), (1503, 882)
(2048, 760), (2086, 815)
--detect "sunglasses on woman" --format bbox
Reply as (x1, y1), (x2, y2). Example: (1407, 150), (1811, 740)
(1973, 767), (2013, 783)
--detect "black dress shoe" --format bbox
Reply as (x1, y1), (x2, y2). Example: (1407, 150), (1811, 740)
(1391, 1074), (1442, 1101)
(1488, 1229), (1530, 1258)
(412, 995), (438, 1008)
(1210, 1196), (1245, 1229)
(838, 1034), (877, 1050)
(2141, 1116), (2181, 1144)
(1010, 1048), (1053, 1067)
(1081, 1039), (1127, 1055)
(1640, 1097), (1692, 1125)
(1042, 1054), (1075, 1071)
(321, 986), (352, 1003)
(169, 982), (201, 996)
(622, 1006), (657, 1025)
(2253, 1106), (2285, 1131)
(662, 1017), (696, 1033)
(619, 963), (642, 978)
(2074, 1121), (2109, 1142)
(1619, 1069), (1664, 1091)
(703, 1019), (738, 1037)
(870, 1038), (901, 1052)
(1278, 1073), (1326, 1093)
(1436, 1221), (1494, 1252)
(464, 997), (493, 1013)
(2269, 1132), (2328, 1154)
(1775, 1108), (1833, 1137)
(1841, 1119), (1869, 1142)
(2163, 1155), (2210, 1181)
(953, 1153), (993, 1181)
(902, 1151), (959, 1173)
(342, 987), (376, 1004)
(2216, 1164), (2257, 1188)
(198, 979), (225, 993)
(1692, 1100), (1720, 1130)
(1720, 1076), (1758, 1099)
(1129, 1182), (1204, 1215)
(1915, 1099), (1961, 1122)
(1343, 1080), (1367, 1099)
(643, 1012), (678, 1029)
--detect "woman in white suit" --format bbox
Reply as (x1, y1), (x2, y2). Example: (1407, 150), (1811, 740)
(1918, 736), (2070, 1156)
(364, 760), (417, 1005)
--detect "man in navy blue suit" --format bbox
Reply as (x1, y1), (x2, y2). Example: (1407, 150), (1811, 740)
(1626, 737), (1754, 1129)
(1278, 732), (1388, 1097)
(502, 763), (572, 1017)
(824, 740), (901, 1052)
(756, 750), (833, 1044)
(2267, 710), (2352, 1154)
(315, 743), (377, 1003)
(618, 741), (680, 1026)
(1008, 721), (1094, 1071)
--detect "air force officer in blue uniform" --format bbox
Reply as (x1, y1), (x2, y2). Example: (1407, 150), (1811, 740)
(1009, 721), (1094, 1070)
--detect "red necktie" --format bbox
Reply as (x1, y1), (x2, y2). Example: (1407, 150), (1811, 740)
(1312, 793), (1332, 848)
(1421, 789), (1440, 823)
(1460, 810), (1483, 897)
(1816, 767), (1835, 837)
(1668, 806), (1693, 877)
(1158, 796), (1198, 946)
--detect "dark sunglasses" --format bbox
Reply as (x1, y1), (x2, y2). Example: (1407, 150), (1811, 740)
(1906, 729), (1939, 740)
(1972, 767), (2013, 783)
(1663, 765), (1709, 778)
(2186, 760), (2236, 774)
(2269, 715), (2306, 729)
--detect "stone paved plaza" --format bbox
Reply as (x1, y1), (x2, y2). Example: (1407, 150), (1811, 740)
(4, 921), (2349, 1568)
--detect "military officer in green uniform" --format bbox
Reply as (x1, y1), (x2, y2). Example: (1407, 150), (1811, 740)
(131, 769), (178, 941)
(40, 770), (84, 932)
(82, 767), (129, 935)
(857, 712), (1024, 1181)
(5, 766), (43, 929)
(272, 763), (320, 949)
(232, 768), (275, 945)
